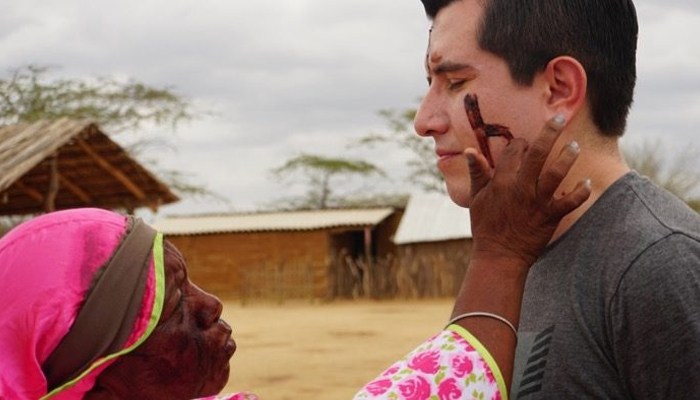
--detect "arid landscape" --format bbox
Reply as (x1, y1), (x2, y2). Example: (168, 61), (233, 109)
(221, 299), (454, 399)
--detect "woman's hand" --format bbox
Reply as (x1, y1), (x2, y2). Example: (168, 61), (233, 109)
(466, 115), (591, 267)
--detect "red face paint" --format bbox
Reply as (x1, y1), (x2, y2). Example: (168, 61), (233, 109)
(464, 93), (514, 168)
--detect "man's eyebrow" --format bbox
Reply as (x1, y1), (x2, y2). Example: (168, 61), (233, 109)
(430, 61), (476, 75)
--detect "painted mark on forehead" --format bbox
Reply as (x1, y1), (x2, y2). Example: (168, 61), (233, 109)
(425, 26), (434, 73)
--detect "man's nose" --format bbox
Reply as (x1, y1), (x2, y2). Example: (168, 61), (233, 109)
(414, 92), (449, 138)
(192, 284), (223, 328)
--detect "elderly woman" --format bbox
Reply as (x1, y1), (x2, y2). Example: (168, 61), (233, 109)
(2, 115), (583, 399)
(0, 207), (256, 399)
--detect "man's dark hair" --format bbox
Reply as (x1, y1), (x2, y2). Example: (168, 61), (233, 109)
(421, 0), (638, 137)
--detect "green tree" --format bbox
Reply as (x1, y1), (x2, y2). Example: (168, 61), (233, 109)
(0, 64), (216, 199)
(269, 153), (387, 210)
(354, 106), (445, 193)
(0, 64), (192, 131)
(623, 140), (700, 212)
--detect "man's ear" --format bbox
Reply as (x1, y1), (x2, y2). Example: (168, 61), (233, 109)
(542, 56), (587, 123)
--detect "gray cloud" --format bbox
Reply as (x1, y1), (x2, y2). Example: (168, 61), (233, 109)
(1, 0), (698, 216)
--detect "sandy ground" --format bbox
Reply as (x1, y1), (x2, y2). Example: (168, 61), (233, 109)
(221, 299), (454, 400)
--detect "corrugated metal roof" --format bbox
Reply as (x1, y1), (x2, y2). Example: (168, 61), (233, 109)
(153, 208), (395, 235)
(393, 193), (471, 245)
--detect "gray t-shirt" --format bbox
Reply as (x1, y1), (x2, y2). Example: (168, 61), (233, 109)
(511, 172), (700, 399)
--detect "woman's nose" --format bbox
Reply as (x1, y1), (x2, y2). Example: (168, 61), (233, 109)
(192, 284), (223, 328)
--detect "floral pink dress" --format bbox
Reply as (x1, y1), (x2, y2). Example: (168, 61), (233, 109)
(198, 393), (259, 400)
(354, 324), (507, 400)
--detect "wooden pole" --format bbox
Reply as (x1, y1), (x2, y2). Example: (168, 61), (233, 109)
(44, 153), (59, 212)
(364, 227), (373, 297)
(364, 227), (372, 261)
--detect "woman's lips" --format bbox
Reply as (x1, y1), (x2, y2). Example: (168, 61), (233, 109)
(224, 336), (236, 358)
(218, 319), (236, 358)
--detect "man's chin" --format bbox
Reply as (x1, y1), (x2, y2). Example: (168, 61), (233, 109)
(445, 184), (472, 208)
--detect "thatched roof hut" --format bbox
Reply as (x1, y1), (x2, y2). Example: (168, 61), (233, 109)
(0, 118), (178, 215)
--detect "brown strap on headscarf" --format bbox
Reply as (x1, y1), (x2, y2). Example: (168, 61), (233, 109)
(43, 216), (157, 389)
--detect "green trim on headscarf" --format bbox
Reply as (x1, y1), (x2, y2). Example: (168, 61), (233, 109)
(42, 233), (165, 399)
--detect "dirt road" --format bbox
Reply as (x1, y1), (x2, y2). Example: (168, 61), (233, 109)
(221, 299), (453, 399)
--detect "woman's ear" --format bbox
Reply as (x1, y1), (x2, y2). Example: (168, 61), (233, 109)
(542, 56), (587, 124)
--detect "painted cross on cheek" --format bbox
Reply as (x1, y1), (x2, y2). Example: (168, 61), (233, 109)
(464, 93), (514, 168)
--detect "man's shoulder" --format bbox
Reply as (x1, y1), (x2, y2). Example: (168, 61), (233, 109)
(549, 172), (700, 263)
(601, 171), (700, 239)
(586, 172), (700, 275)
(599, 173), (700, 299)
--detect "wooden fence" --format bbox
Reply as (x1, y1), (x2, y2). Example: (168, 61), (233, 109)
(329, 248), (470, 300)
(237, 248), (471, 303)
(239, 259), (318, 304)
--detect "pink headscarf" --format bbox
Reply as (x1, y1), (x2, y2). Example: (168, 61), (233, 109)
(0, 208), (165, 399)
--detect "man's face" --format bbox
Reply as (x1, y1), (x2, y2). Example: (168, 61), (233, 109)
(92, 241), (235, 399)
(414, 0), (547, 207)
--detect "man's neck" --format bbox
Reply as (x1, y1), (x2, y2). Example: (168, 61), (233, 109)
(550, 131), (630, 241)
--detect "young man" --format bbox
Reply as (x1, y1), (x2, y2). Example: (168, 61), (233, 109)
(416, 0), (700, 398)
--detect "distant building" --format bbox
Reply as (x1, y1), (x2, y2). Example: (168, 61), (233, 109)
(154, 194), (472, 301)
(0, 118), (178, 216)
(392, 193), (472, 297)
(153, 208), (402, 300)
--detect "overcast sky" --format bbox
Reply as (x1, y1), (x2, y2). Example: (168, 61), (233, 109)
(2, 0), (699, 218)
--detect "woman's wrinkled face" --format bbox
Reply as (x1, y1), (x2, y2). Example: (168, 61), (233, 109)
(89, 240), (235, 399)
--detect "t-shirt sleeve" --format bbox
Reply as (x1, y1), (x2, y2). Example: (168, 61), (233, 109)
(353, 325), (506, 400)
(610, 233), (700, 398)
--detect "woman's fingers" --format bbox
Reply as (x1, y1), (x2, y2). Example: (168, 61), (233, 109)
(519, 114), (567, 185)
(469, 112), (590, 220)
(466, 148), (493, 200)
(529, 118), (591, 218)
(535, 140), (580, 201)
(551, 178), (592, 218)
(492, 138), (528, 186)
(466, 113), (593, 267)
